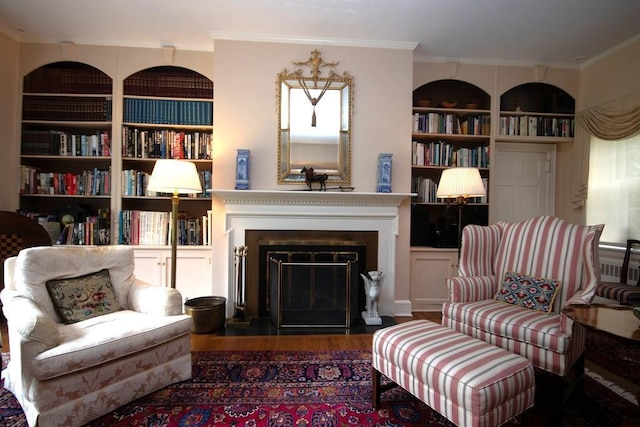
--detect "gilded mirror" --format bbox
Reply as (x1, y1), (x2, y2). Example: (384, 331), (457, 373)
(277, 50), (353, 185)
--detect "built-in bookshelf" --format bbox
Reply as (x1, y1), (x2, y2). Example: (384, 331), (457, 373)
(19, 61), (113, 244)
(119, 66), (214, 246)
(410, 79), (490, 248)
(498, 82), (575, 143)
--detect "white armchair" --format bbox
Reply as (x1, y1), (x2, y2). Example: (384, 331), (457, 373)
(1, 245), (193, 427)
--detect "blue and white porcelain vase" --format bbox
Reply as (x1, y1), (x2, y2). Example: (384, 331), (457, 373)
(235, 149), (250, 190)
(376, 153), (393, 193)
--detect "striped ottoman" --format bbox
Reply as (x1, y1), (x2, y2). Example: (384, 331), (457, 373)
(372, 320), (535, 427)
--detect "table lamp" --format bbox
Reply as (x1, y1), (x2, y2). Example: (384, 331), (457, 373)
(148, 159), (202, 289)
(435, 167), (486, 257)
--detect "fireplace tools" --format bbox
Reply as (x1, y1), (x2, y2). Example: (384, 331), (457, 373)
(232, 245), (250, 324)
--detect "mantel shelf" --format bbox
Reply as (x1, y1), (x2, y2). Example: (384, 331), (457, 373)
(212, 189), (415, 207)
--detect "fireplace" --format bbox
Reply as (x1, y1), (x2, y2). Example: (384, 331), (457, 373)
(212, 190), (413, 319)
(245, 230), (377, 326)
(269, 249), (359, 327)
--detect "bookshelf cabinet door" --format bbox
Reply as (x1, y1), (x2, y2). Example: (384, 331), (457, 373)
(133, 250), (165, 286)
(409, 248), (457, 311)
(168, 249), (213, 301)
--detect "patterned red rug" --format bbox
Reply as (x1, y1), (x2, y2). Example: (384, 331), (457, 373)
(0, 349), (638, 426)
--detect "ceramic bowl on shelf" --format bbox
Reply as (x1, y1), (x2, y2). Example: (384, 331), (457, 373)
(464, 102), (479, 109)
(416, 98), (432, 107)
(440, 100), (458, 108)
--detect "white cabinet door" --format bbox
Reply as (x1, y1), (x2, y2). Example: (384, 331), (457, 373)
(168, 249), (213, 301)
(133, 250), (165, 287)
(410, 248), (457, 312)
(133, 247), (213, 301)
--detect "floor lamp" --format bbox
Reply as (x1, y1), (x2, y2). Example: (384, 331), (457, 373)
(148, 159), (202, 289)
(435, 167), (486, 258)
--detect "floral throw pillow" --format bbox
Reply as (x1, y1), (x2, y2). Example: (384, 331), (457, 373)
(46, 269), (122, 324)
(494, 271), (561, 314)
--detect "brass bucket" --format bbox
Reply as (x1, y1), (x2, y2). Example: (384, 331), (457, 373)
(184, 296), (226, 334)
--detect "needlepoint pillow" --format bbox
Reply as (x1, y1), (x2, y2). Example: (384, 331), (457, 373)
(494, 271), (561, 314)
(46, 269), (122, 324)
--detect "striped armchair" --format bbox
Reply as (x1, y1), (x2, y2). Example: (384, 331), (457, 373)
(442, 216), (603, 378)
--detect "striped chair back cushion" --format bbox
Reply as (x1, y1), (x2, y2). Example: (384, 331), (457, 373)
(458, 223), (503, 277)
(493, 216), (603, 313)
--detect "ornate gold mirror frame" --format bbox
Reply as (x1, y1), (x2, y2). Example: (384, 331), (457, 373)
(277, 50), (353, 185)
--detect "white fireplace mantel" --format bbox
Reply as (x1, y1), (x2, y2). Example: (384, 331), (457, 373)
(212, 190), (414, 317)
(213, 190), (412, 208)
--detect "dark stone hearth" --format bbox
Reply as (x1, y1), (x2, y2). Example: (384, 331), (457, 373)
(217, 315), (397, 336)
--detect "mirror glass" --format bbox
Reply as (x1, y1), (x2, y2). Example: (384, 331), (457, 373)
(277, 51), (353, 185)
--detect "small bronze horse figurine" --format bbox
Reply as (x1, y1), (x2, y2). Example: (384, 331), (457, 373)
(301, 166), (328, 191)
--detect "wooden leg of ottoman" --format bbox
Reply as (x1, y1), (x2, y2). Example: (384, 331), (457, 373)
(372, 367), (398, 409)
(372, 367), (381, 409)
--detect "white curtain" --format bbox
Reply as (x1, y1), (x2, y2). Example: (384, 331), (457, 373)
(572, 91), (640, 208)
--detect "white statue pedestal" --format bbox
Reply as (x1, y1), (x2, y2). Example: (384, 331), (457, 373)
(362, 311), (382, 325)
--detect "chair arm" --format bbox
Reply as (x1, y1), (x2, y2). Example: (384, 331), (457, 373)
(0, 289), (59, 348)
(560, 290), (593, 334)
(565, 289), (593, 306)
(446, 275), (497, 302)
(127, 279), (185, 316)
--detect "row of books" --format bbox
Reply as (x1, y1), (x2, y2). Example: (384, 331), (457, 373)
(122, 169), (212, 197)
(124, 74), (213, 99)
(23, 95), (113, 122)
(24, 67), (112, 95)
(118, 209), (213, 246)
(499, 115), (574, 137)
(123, 98), (213, 126)
(412, 176), (488, 204)
(56, 217), (111, 246)
(413, 112), (490, 136)
(20, 166), (111, 196)
(412, 140), (489, 168)
(21, 129), (111, 157)
(121, 127), (212, 160)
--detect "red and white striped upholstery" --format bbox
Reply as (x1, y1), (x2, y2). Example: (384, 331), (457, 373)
(373, 320), (535, 427)
(443, 216), (604, 376)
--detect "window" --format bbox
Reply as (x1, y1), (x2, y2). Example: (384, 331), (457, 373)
(587, 132), (640, 243)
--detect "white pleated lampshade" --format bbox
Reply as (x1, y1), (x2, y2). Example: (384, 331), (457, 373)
(436, 167), (486, 199)
(147, 159), (203, 194)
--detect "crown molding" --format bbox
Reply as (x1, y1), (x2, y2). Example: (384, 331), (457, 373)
(210, 31), (418, 51)
(579, 33), (640, 69)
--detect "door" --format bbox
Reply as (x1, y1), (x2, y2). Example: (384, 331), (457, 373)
(167, 249), (213, 301)
(410, 248), (457, 312)
(133, 250), (165, 287)
(492, 142), (555, 223)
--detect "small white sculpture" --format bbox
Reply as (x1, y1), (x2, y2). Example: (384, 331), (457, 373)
(361, 270), (383, 325)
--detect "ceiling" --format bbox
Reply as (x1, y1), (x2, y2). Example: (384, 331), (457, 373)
(1, 0), (639, 68)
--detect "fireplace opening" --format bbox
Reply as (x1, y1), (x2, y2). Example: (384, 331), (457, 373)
(244, 230), (378, 326)
(269, 251), (359, 327)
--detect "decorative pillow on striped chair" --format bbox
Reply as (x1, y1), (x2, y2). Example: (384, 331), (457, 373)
(494, 272), (561, 314)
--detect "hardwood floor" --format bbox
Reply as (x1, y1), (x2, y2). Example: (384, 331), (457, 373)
(0, 312), (442, 353)
(191, 312), (441, 351)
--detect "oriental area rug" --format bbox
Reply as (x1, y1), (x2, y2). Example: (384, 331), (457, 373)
(1, 347), (638, 427)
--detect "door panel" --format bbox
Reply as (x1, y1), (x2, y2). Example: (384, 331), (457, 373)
(492, 143), (555, 223)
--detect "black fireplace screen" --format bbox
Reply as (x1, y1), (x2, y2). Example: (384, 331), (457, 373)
(269, 251), (359, 328)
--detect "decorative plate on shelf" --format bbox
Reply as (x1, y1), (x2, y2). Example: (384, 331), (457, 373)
(440, 101), (458, 108)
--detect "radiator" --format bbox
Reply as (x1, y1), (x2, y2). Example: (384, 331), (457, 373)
(599, 261), (639, 284)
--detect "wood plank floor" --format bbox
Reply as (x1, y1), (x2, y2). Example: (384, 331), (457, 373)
(0, 312), (442, 353)
(190, 312), (441, 351)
